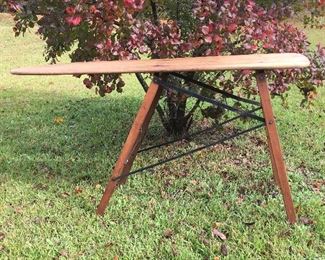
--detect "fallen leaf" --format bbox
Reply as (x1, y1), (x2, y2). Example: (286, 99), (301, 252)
(75, 186), (83, 194)
(214, 257), (220, 260)
(113, 256), (118, 260)
(14, 207), (23, 214)
(164, 228), (173, 239)
(60, 192), (70, 198)
(220, 243), (228, 256)
(0, 232), (5, 241)
(212, 229), (227, 241)
(299, 216), (314, 226)
(59, 250), (69, 257)
(54, 116), (64, 125)
(311, 179), (325, 193)
(307, 90), (317, 101)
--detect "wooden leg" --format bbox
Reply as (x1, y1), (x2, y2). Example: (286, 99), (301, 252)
(97, 81), (163, 216)
(266, 133), (280, 187)
(256, 71), (296, 224)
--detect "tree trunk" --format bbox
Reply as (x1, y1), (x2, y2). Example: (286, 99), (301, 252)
(166, 92), (192, 137)
(136, 71), (199, 137)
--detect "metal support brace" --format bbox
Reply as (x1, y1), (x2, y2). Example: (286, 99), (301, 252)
(111, 77), (265, 181)
(98, 71), (296, 224)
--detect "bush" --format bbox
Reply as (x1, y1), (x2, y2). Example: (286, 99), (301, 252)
(8, 0), (325, 135)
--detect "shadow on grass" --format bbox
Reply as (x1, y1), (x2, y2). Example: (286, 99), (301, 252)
(0, 85), (278, 214)
(0, 91), (155, 185)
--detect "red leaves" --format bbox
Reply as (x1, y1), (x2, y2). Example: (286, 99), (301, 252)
(64, 5), (82, 26)
(319, 0), (325, 6)
(8, 1), (22, 12)
(227, 23), (237, 33)
(123, 0), (145, 11)
(204, 35), (213, 44)
(214, 35), (223, 44)
(243, 43), (258, 52)
(65, 6), (75, 16)
(9, 0), (325, 101)
(83, 78), (93, 89)
(263, 43), (272, 49)
(124, 0), (134, 7)
(65, 15), (82, 26)
(201, 25), (210, 35)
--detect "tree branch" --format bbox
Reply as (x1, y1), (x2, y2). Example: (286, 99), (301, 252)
(150, 0), (159, 26)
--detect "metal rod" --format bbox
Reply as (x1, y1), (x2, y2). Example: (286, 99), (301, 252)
(170, 72), (261, 106)
(112, 123), (265, 181)
(154, 78), (265, 122)
(138, 106), (262, 153)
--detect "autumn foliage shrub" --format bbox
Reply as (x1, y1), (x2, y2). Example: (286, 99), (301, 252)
(7, 0), (325, 135)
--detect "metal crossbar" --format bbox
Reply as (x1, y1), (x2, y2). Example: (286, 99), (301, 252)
(169, 72), (260, 106)
(138, 106), (262, 153)
(112, 123), (264, 181)
(110, 77), (266, 181)
(154, 78), (264, 122)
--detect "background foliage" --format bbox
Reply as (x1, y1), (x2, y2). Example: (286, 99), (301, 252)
(4, 0), (325, 135)
(0, 12), (325, 258)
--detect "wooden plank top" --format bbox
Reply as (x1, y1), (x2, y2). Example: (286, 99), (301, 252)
(11, 53), (310, 76)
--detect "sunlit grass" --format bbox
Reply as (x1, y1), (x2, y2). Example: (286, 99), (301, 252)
(0, 13), (324, 259)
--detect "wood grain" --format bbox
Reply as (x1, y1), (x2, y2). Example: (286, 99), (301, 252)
(11, 53), (310, 75)
(256, 71), (297, 224)
(96, 81), (163, 216)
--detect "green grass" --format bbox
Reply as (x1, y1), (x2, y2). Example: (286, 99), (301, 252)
(0, 13), (324, 259)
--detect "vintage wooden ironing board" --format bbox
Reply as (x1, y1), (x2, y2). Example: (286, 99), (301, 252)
(11, 53), (310, 224)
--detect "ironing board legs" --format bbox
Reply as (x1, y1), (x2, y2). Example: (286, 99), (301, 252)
(256, 71), (297, 224)
(97, 72), (297, 224)
(97, 81), (163, 216)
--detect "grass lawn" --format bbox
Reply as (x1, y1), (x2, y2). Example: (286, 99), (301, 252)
(0, 13), (324, 259)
